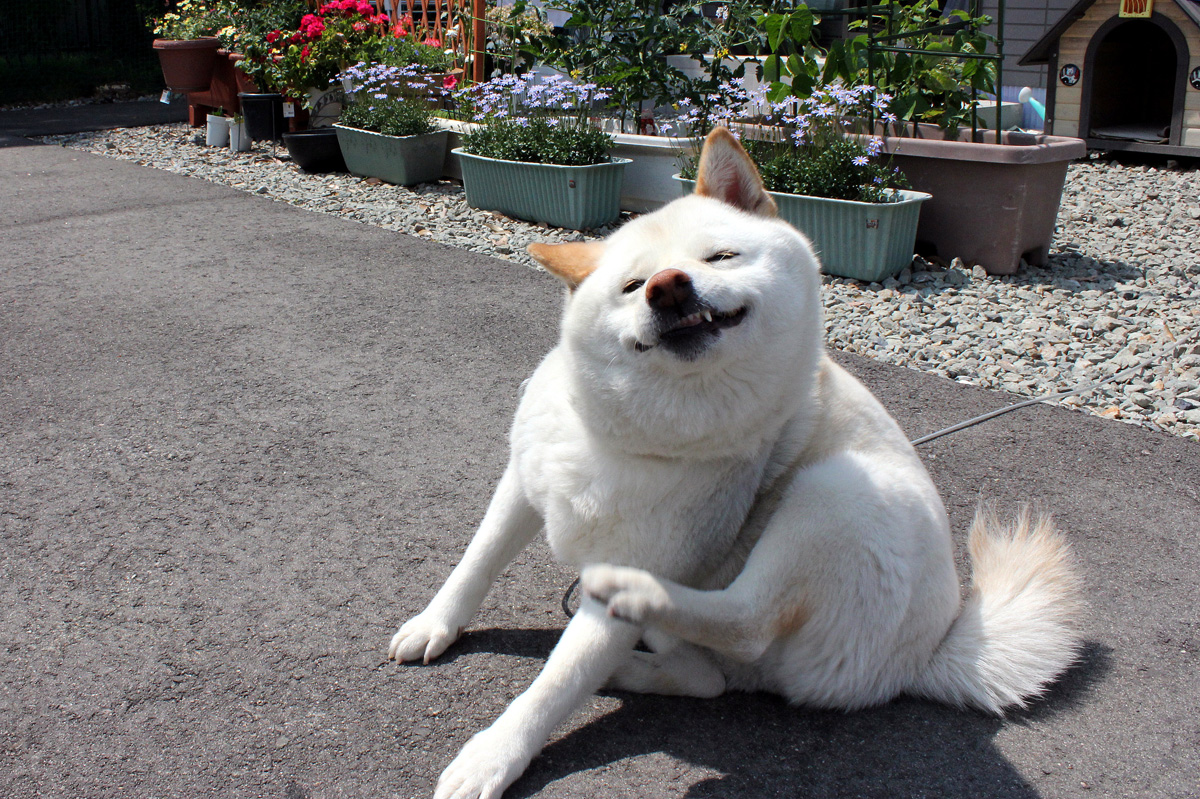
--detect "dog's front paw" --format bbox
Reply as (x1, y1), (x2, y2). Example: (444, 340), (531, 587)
(388, 610), (463, 665)
(580, 564), (670, 626)
(435, 726), (533, 799)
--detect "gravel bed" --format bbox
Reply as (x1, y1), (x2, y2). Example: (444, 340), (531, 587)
(39, 123), (1200, 443)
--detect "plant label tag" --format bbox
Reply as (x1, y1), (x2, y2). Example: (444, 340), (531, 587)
(283, 102), (295, 118)
(160, 90), (173, 104)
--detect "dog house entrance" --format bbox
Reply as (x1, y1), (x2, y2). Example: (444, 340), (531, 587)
(1087, 20), (1176, 143)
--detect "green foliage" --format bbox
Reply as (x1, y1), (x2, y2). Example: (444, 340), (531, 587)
(839, 0), (998, 136)
(148, 0), (223, 39)
(365, 37), (454, 75)
(537, 0), (694, 129)
(462, 119), (612, 166)
(215, 0), (306, 54)
(340, 95), (435, 137)
(483, 0), (554, 77)
(749, 138), (905, 203)
(456, 74), (614, 166)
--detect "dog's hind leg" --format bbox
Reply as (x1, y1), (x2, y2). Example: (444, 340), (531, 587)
(389, 464), (541, 664)
(607, 641), (726, 698)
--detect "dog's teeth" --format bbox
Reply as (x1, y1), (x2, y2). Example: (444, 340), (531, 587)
(702, 311), (713, 322)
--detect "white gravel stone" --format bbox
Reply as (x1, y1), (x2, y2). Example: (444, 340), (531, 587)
(40, 125), (1200, 444)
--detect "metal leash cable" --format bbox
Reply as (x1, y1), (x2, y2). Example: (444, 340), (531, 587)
(910, 327), (1192, 446)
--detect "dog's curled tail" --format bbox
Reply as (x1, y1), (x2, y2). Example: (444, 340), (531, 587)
(909, 506), (1084, 715)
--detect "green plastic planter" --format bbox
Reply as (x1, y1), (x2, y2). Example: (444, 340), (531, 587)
(674, 176), (930, 283)
(334, 125), (447, 186)
(455, 149), (630, 230)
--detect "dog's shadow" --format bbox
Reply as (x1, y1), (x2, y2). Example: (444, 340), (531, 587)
(446, 629), (1111, 799)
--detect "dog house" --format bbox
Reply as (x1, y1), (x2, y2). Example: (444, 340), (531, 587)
(1020, 0), (1200, 156)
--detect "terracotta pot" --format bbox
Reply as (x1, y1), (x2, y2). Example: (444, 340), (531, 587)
(226, 52), (258, 94)
(152, 37), (221, 93)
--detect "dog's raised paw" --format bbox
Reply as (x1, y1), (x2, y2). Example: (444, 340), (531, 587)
(580, 564), (670, 625)
(388, 612), (463, 664)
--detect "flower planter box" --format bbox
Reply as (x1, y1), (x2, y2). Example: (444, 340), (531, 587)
(608, 130), (701, 213)
(675, 176), (930, 283)
(456, 150), (630, 230)
(153, 37), (221, 93)
(432, 117), (483, 181)
(334, 125), (447, 186)
(873, 125), (1086, 275)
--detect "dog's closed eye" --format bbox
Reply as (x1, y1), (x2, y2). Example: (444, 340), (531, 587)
(622, 279), (646, 294)
(706, 251), (739, 263)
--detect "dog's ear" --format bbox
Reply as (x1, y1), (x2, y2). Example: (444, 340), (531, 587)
(694, 127), (778, 218)
(527, 241), (605, 290)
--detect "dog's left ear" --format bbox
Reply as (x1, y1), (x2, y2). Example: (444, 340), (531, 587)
(694, 127), (778, 218)
(527, 241), (605, 291)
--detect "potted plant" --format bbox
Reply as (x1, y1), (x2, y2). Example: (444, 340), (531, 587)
(452, 73), (629, 230)
(148, 0), (224, 93)
(785, 0), (1085, 274)
(180, 0), (304, 123)
(534, 0), (712, 212)
(675, 82), (929, 283)
(228, 112), (252, 152)
(333, 63), (448, 185)
(205, 107), (230, 146)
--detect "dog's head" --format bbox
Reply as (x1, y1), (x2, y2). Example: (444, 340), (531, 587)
(528, 128), (825, 457)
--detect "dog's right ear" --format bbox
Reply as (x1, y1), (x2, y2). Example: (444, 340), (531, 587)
(694, 127), (778, 218)
(527, 241), (605, 291)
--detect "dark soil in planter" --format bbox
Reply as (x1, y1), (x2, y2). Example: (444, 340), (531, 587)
(283, 129), (346, 174)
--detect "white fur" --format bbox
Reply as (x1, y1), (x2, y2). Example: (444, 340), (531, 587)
(388, 150), (1082, 799)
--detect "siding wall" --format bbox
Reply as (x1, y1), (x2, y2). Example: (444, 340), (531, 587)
(982, 0), (1078, 89)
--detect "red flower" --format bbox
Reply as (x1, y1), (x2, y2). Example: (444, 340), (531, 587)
(355, 1), (372, 16)
(300, 44), (311, 62)
(423, 36), (441, 47)
(442, 74), (458, 90)
(265, 29), (281, 44)
(352, 20), (367, 31)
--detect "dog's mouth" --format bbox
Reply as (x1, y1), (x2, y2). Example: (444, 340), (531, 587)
(634, 305), (748, 355)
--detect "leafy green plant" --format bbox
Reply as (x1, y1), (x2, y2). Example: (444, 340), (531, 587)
(215, 0), (306, 55)
(834, 0), (998, 136)
(538, 0), (697, 132)
(148, 0), (223, 39)
(483, 0), (554, 78)
(456, 74), (614, 166)
(338, 62), (438, 136)
(756, 4), (824, 102)
(679, 81), (907, 203)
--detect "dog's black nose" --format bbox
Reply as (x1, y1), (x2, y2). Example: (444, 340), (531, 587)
(645, 269), (694, 311)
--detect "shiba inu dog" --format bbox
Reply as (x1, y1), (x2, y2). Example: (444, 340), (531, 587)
(389, 128), (1082, 799)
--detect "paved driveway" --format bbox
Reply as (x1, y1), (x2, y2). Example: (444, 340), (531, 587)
(2, 141), (1198, 799)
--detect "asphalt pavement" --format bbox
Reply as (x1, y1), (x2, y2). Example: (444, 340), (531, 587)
(1, 109), (1198, 799)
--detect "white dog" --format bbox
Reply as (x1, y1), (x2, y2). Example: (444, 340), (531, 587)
(389, 128), (1082, 799)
